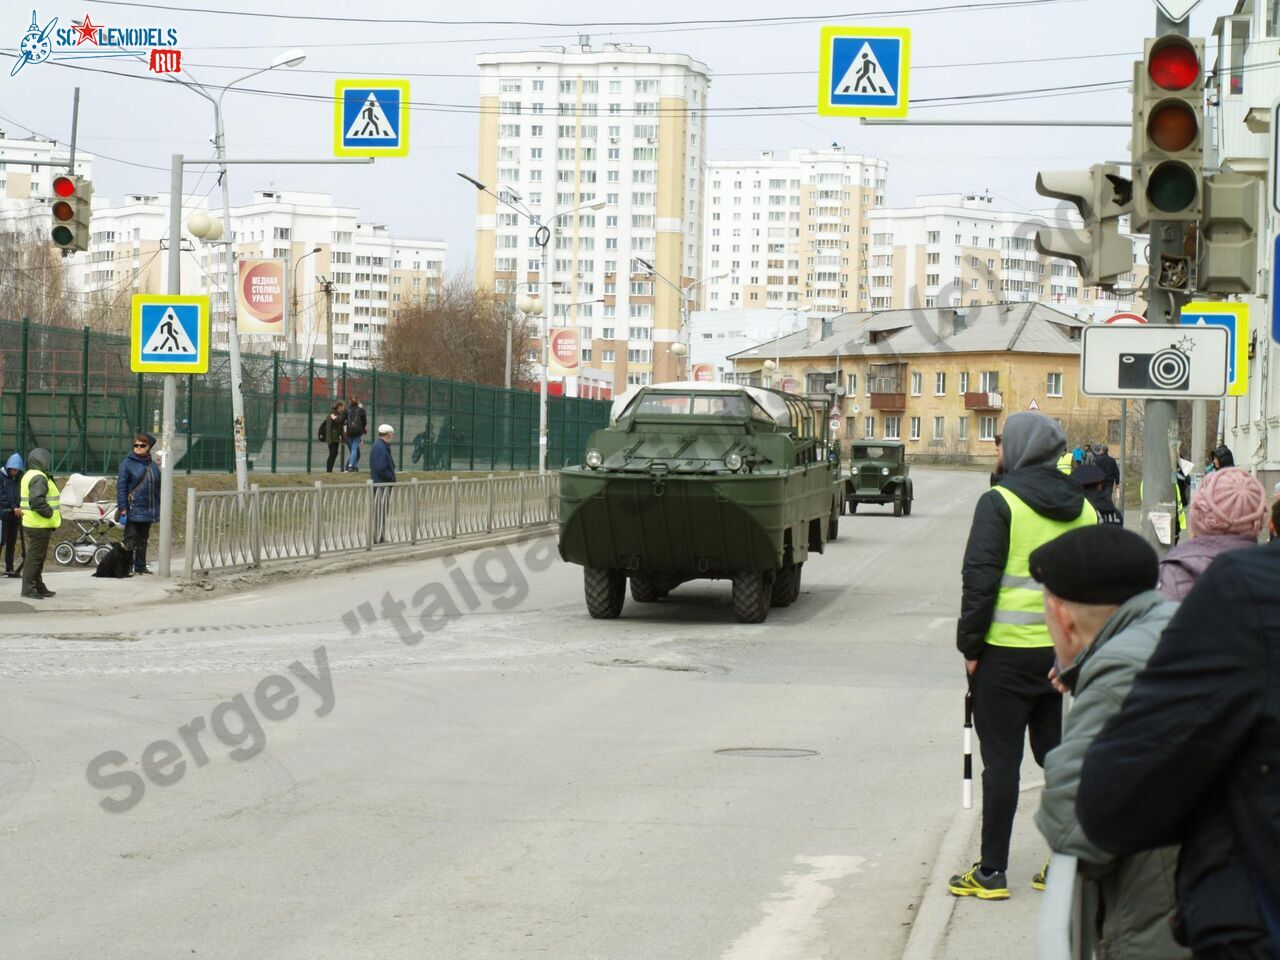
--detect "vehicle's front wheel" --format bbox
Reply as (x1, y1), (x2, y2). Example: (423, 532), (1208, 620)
(732, 571), (770, 623)
(893, 490), (904, 517)
(585, 567), (625, 619)
(903, 497), (913, 517)
(630, 576), (666, 602)
(847, 500), (858, 514)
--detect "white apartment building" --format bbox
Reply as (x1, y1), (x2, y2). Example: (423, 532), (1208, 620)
(687, 308), (817, 383)
(702, 147), (888, 316)
(72, 190), (444, 366)
(866, 193), (1149, 322)
(473, 39), (710, 393)
(1210, 0), (1280, 489)
(0, 131), (94, 221)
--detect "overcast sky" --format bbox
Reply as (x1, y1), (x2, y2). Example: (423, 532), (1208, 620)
(4, 0), (1236, 268)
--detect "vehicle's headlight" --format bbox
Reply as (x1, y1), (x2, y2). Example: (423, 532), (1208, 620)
(850, 466), (859, 475)
(725, 452), (743, 472)
(881, 466), (890, 476)
(585, 449), (604, 469)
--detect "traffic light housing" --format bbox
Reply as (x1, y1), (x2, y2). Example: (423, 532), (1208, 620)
(1197, 173), (1260, 294)
(1132, 35), (1205, 226)
(50, 174), (92, 253)
(1034, 163), (1134, 288)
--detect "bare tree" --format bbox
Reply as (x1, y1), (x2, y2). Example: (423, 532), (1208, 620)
(375, 271), (536, 387)
(0, 223), (85, 327)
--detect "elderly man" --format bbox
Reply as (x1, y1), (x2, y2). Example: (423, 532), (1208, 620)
(370, 424), (396, 543)
(1031, 525), (1188, 959)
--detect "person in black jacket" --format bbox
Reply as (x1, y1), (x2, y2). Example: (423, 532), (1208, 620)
(1072, 463), (1123, 526)
(116, 432), (160, 575)
(1211, 444), (1236, 471)
(320, 401), (345, 473)
(369, 424), (396, 543)
(1078, 542), (1280, 959)
(343, 397), (367, 472)
(1094, 444), (1121, 498)
(0, 453), (22, 577)
(949, 412), (1098, 901)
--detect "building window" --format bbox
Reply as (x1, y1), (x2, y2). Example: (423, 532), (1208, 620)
(979, 416), (998, 441)
(1107, 419), (1121, 444)
(932, 416), (945, 440)
(884, 416), (901, 440)
(979, 370), (999, 392)
(910, 371), (923, 396)
(1047, 372), (1063, 397)
(863, 416), (875, 439)
(959, 371), (970, 394)
(958, 417), (969, 441)
(932, 371), (945, 396)
(846, 373), (857, 396)
(909, 416), (921, 441)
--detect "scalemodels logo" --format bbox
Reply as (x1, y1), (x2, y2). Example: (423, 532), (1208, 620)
(10, 8), (182, 77)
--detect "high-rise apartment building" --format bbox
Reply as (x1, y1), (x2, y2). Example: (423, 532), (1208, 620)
(702, 147), (888, 315)
(474, 40), (710, 390)
(866, 193), (1148, 321)
(0, 131), (94, 215)
(72, 190), (445, 366)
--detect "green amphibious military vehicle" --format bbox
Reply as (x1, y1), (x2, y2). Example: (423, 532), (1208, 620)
(558, 382), (842, 623)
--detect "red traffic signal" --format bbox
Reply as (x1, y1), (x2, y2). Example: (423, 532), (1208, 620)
(52, 175), (77, 198)
(1148, 37), (1200, 91)
(49, 174), (92, 252)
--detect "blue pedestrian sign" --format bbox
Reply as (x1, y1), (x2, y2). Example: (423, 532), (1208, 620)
(1182, 301), (1249, 397)
(334, 78), (409, 157)
(131, 294), (210, 374)
(818, 26), (911, 119)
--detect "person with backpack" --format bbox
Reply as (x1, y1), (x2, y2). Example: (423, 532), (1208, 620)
(116, 432), (161, 575)
(318, 401), (345, 473)
(343, 397), (367, 472)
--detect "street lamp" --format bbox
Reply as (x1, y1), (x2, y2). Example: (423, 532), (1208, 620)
(634, 257), (727, 380)
(458, 171), (606, 473)
(291, 246), (322, 361)
(161, 49), (308, 492)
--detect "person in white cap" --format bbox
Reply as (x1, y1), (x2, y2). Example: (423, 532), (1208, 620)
(370, 424), (396, 543)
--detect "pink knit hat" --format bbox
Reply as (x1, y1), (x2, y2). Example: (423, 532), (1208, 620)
(1190, 467), (1267, 537)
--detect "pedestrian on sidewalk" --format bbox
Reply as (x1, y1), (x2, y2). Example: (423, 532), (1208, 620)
(370, 424), (396, 543)
(1078, 541), (1280, 959)
(320, 401), (345, 473)
(950, 412), (1098, 901)
(1031, 525), (1189, 959)
(1157, 467), (1266, 602)
(1072, 463), (1123, 526)
(1094, 444), (1120, 498)
(19, 448), (59, 600)
(343, 396), (367, 472)
(116, 432), (160, 575)
(0, 453), (22, 578)
(1211, 444), (1235, 470)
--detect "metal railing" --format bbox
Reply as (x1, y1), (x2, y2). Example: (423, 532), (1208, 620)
(1037, 852), (1097, 960)
(184, 473), (559, 577)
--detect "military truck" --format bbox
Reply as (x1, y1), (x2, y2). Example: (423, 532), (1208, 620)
(558, 382), (842, 623)
(842, 440), (913, 517)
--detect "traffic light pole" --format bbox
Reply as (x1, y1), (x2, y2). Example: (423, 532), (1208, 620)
(1140, 8), (1188, 556)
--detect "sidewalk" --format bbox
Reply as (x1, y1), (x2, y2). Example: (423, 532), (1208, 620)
(0, 562), (179, 615)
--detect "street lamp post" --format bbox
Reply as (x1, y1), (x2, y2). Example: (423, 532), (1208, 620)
(162, 48), (307, 492)
(634, 257), (726, 380)
(290, 246), (322, 361)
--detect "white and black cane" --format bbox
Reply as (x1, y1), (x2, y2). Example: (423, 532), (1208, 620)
(963, 689), (974, 809)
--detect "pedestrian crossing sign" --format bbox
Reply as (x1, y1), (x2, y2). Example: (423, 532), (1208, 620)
(131, 294), (210, 374)
(334, 78), (409, 157)
(818, 26), (910, 119)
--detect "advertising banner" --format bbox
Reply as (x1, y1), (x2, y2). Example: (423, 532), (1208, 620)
(236, 258), (287, 336)
(692, 363), (716, 382)
(548, 328), (580, 378)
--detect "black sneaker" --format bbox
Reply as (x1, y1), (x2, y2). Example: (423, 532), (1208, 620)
(948, 862), (1010, 900)
(38, 587), (56, 598)
(21, 591), (45, 600)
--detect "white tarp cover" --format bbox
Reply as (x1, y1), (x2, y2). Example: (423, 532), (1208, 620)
(610, 381), (792, 426)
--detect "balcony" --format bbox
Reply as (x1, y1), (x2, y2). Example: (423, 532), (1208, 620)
(870, 392), (906, 411)
(964, 391), (1004, 411)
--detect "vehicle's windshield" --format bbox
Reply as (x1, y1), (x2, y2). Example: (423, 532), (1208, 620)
(632, 394), (749, 417)
(854, 445), (896, 460)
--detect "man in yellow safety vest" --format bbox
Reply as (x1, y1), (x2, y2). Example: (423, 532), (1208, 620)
(949, 413), (1098, 901)
(19, 447), (60, 600)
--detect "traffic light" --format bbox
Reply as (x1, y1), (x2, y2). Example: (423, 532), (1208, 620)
(50, 174), (92, 253)
(1034, 163), (1134, 288)
(1132, 35), (1205, 226)
(1197, 173), (1260, 294)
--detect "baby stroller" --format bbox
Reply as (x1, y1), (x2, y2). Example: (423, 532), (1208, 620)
(54, 474), (120, 567)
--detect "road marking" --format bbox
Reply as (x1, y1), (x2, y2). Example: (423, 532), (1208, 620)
(721, 855), (864, 960)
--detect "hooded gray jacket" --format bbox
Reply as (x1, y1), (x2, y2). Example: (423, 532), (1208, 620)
(1035, 591), (1189, 960)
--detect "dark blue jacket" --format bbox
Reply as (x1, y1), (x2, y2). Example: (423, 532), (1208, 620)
(117, 451), (161, 523)
(370, 437), (396, 483)
(0, 470), (19, 513)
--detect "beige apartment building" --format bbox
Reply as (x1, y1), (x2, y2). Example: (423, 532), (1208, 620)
(473, 40), (710, 392)
(702, 147), (888, 316)
(729, 303), (1122, 464)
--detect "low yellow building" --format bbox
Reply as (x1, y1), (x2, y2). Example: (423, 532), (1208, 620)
(728, 303), (1121, 465)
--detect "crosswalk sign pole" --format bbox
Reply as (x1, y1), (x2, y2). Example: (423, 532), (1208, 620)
(157, 154), (182, 578)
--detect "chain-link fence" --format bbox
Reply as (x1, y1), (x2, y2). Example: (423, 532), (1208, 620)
(0, 317), (611, 475)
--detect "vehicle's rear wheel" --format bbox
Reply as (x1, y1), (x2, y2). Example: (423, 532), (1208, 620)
(903, 497), (913, 517)
(53, 541), (75, 565)
(630, 576), (666, 602)
(732, 571), (770, 623)
(771, 564), (797, 607)
(827, 503), (839, 541)
(585, 567), (625, 619)
(847, 500), (858, 514)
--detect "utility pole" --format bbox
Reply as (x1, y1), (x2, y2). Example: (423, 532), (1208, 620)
(318, 275), (335, 391)
(157, 154), (182, 578)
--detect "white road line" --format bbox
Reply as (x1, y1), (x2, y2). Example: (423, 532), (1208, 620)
(721, 855), (865, 960)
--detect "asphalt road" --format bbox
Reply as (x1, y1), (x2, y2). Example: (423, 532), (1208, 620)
(0, 467), (988, 960)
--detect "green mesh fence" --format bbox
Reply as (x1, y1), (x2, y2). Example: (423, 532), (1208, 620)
(0, 317), (611, 474)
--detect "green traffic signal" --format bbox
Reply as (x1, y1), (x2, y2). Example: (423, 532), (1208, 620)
(51, 225), (74, 246)
(1146, 161), (1198, 215)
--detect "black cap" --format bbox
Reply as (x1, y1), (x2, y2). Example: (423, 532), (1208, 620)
(1071, 464), (1105, 486)
(1029, 526), (1158, 605)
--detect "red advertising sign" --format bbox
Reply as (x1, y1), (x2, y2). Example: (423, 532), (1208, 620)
(236, 259), (287, 335)
(548, 328), (580, 377)
(692, 363), (715, 382)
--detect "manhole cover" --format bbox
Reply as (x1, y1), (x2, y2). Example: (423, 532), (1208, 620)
(714, 747), (819, 759)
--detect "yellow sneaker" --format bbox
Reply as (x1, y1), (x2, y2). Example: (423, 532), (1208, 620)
(948, 862), (1010, 900)
(1032, 858), (1049, 891)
